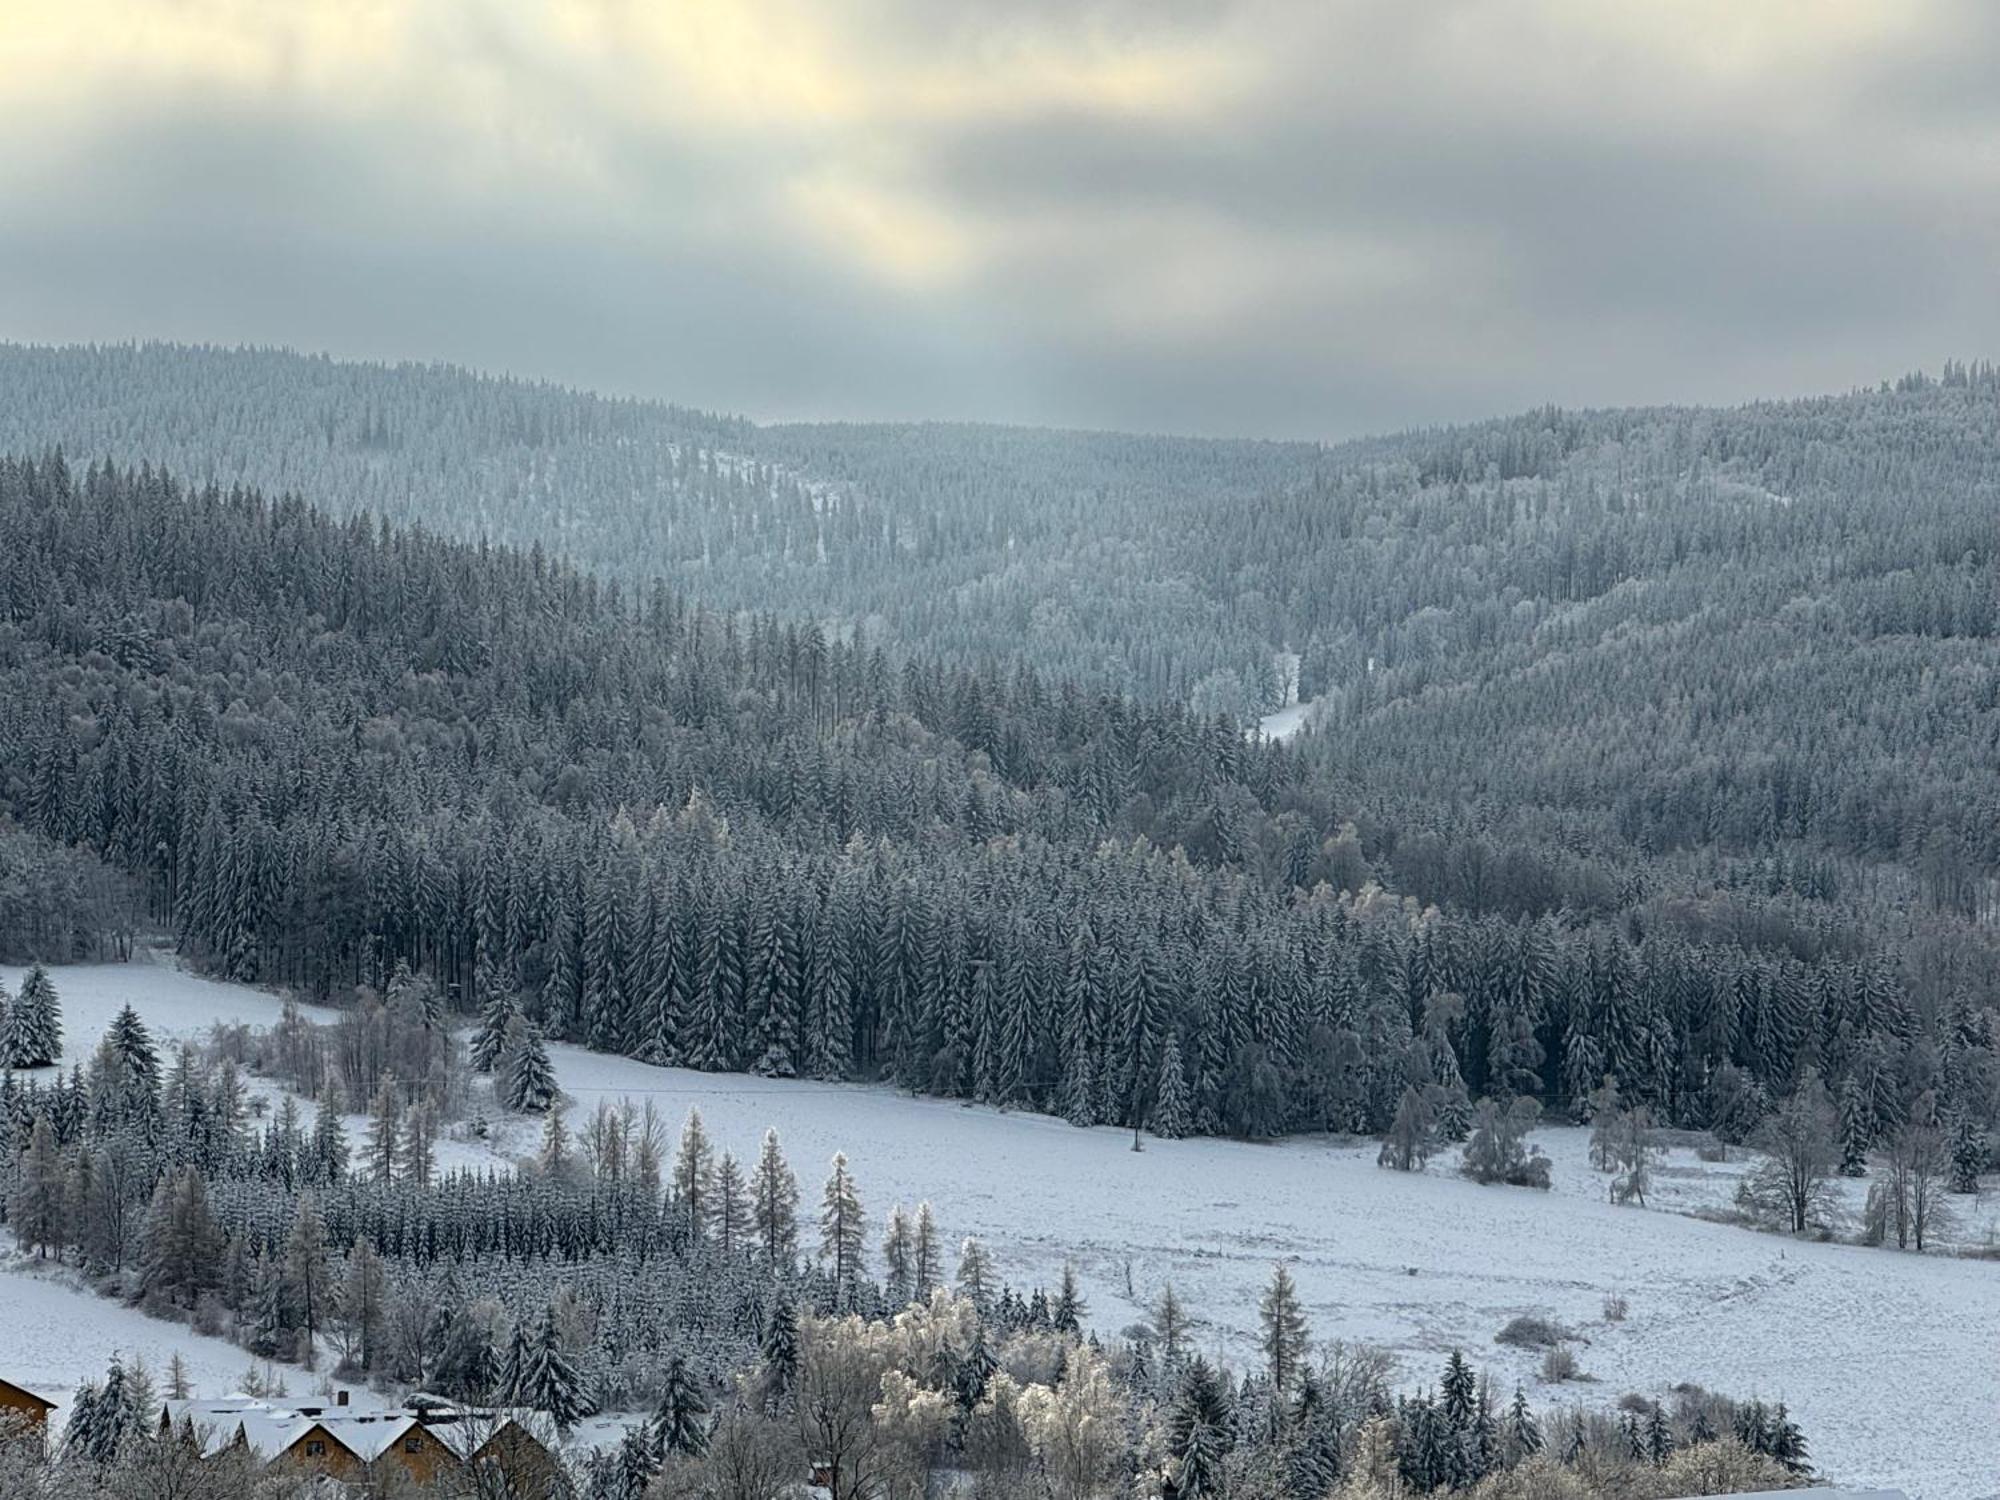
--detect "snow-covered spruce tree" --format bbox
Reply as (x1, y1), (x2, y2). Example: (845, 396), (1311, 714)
(1152, 1031), (1193, 1139)
(104, 1004), (160, 1106)
(310, 1086), (349, 1185)
(523, 1305), (594, 1437)
(1837, 1074), (1872, 1176)
(1052, 1262), (1086, 1335)
(756, 1295), (799, 1412)
(1167, 1355), (1233, 1500)
(470, 984), (518, 1073)
(497, 1319), (532, 1404)
(652, 1353), (711, 1456)
(8, 964), (62, 1068)
(504, 1017), (559, 1114)
(1948, 1112), (1986, 1193)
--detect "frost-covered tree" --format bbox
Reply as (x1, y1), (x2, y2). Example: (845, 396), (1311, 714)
(752, 1127), (799, 1266)
(8, 965), (62, 1068)
(819, 1152), (865, 1305)
(503, 1018), (558, 1114)
(1258, 1263), (1309, 1396)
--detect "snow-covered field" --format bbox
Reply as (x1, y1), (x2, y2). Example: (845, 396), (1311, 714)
(0, 1255), (283, 1431)
(4, 958), (1998, 1499)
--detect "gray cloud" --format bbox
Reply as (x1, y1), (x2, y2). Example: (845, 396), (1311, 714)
(0, 0), (1994, 438)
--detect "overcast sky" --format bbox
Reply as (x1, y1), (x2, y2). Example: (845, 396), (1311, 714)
(2, 1), (1995, 438)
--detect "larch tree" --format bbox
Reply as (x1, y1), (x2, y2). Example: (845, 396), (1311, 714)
(1259, 1263), (1310, 1397)
(752, 1127), (800, 1266)
(819, 1152), (865, 1306)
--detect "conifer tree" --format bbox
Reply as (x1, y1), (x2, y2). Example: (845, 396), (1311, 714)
(10, 1113), (67, 1256)
(539, 1107), (573, 1178)
(471, 984), (517, 1073)
(912, 1201), (941, 1298)
(653, 1353), (711, 1456)
(285, 1194), (332, 1363)
(674, 1108), (714, 1241)
(955, 1236), (993, 1312)
(1507, 1387), (1543, 1459)
(820, 1151), (865, 1305)
(758, 1296), (800, 1412)
(1644, 1405), (1674, 1466)
(1259, 1264), (1310, 1396)
(503, 1018), (559, 1114)
(1053, 1262), (1086, 1335)
(1439, 1350), (1476, 1431)
(1948, 1113), (1986, 1193)
(340, 1238), (388, 1374)
(523, 1305), (594, 1437)
(883, 1204), (914, 1306)
(363, 1075), (401, 1182)
(751, 1127), (799, 1266)
(1153, 1032), (1193, 1139)
(402, 1098), (436, 1186)
(1168, 1356), (1233, 1500)
(498, 1320), (533, 1404)
(1837, 1075), (1872, 1176)
(311, 1087), (349, 1185)
(714, 1150), (752, 1256)
(9, 965), (62, 1068)
(1154, 1281), (1189, 1366)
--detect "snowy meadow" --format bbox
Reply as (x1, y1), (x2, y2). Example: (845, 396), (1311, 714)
(2, 958), (1997, 1500)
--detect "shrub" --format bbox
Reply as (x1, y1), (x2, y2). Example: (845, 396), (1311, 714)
(1496, 1315), (1573, 1349)
(1601, 1294), (1628, 1323)
(1539, 1346), (1580, 1383)
(1462, 1097), (1553, 1189)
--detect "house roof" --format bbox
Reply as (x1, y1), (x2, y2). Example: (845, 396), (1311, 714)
(159, 1394), (549, 1467)
(0, 1378), (57, 1410)
(322, 1414), (432, 1461)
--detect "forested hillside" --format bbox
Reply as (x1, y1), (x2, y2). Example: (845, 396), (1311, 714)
(1, 455), (1994, 1159)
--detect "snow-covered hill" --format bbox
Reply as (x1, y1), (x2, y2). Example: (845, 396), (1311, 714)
(3, 958), (1996, 1499)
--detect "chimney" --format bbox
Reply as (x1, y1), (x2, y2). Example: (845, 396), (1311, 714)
(337, 1391), (350, 1408)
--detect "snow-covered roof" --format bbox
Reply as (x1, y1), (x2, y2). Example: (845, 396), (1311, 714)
(313, 1414), (423, 1462)
(232, 1411), (320, 1461)
(424, 1407), (559, 1459)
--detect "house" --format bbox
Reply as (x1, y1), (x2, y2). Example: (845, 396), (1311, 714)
(159, 1391), (558, 1491)
(0, 1379), (56, 1453)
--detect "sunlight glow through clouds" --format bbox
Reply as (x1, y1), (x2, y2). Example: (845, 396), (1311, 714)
(0, 0), (1992, 434)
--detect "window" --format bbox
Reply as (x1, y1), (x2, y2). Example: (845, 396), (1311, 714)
(404, 1436), (423, 1453)
(305, 1440), (327, 1457)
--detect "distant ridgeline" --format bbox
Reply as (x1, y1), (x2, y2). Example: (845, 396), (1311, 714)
(0, 452), (1993, 1155)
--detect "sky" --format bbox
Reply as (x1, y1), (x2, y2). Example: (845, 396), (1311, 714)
(1, 1), (1995, 439)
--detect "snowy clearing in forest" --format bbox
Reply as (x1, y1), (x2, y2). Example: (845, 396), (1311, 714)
(3, 958), (1998, 1500)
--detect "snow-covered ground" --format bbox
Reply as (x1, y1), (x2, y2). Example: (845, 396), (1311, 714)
(4, 958), (1998, 1499)
(1258, 698), (1318, 740)
(0, 1254), (286, 1433)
